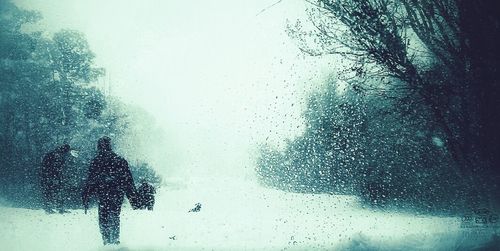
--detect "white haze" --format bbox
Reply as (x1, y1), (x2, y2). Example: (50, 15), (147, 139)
(14, 0), (336, 179)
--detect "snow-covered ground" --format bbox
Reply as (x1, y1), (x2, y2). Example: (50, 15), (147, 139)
(0, 178), (498, 251)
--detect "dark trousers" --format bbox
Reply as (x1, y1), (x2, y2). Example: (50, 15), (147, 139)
(98, 193), (124, 245)
(42, 185), (63, 212)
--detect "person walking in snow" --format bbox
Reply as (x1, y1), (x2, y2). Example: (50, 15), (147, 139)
(40, 144), (71, 214)
(82, 136), (138, 245)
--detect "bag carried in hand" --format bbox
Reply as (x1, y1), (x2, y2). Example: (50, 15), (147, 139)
(136, 182), (156, 210)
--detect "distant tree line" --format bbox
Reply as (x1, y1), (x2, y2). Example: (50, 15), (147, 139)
(0, 1), (161, 208)
(257, 80), (464, 212)
(258, 0), (500, 212)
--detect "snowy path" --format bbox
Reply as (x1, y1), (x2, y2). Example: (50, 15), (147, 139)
(0, 179), (497, 251)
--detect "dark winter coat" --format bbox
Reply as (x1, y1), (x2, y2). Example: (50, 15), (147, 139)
(83, 150), (137, 204)
(41, 150), (66, 189)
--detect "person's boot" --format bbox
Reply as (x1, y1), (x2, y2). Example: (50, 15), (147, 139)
(102, 233), (111, 245)
(109, 227), (120, 245)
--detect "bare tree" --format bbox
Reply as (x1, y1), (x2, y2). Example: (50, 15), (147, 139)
(291, 0), (500, 205)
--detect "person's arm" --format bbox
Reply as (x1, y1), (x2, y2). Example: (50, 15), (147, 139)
(54, 154), (64, 186)
(120, 159), (139, 209)
(82, 159), (98, 213)
(40, 154), (48, 183)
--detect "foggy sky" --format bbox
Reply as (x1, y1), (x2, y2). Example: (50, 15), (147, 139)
(14, 0), (336, 179)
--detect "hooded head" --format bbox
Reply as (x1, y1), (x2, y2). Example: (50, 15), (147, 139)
(97, 136), (112, 152)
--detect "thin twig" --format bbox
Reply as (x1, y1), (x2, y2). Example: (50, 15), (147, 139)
(256, 0), (285, 16)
